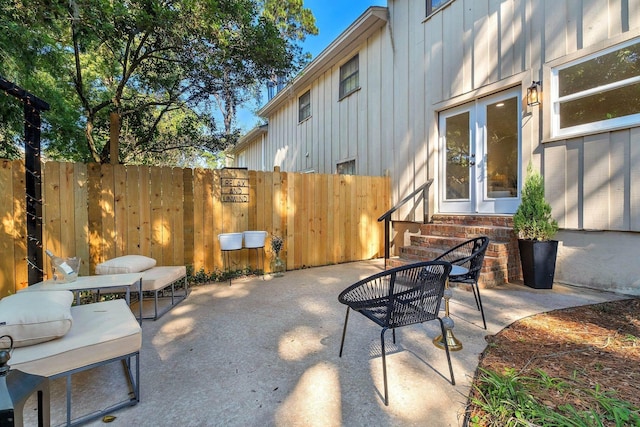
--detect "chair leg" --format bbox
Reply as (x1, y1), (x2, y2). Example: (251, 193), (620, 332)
(438, 318), (455, 385)
(339, 307), (350, 357)
(474, 282), (487, 330)
(392, 328), (396, 344)
(471, 283), (481, 310)
(381, 327), (389, 406)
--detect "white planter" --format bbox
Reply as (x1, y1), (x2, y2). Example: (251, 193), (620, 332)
(218, 233), (243, 250)
(243, 231), (267, 248)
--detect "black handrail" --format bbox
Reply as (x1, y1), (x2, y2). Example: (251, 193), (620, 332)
(377, 179), (433, 268)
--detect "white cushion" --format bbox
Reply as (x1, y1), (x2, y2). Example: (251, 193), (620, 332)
(10, 299), (141, 377)
(95, 255), (156, 275)
(141, 266), (187, 291)
(0, 291), (74, 348)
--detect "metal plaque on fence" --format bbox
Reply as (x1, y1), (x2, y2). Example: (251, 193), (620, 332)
(221, 168), (249, 203)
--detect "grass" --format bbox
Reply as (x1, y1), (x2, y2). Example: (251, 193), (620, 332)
(467, 367), (640, 427)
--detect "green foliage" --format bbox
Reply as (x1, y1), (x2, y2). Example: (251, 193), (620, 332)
(186, 265), (264, 285)
(513, 164), (558, 241)
(469, 368), (640, 427)
(1, 0), (316, 165)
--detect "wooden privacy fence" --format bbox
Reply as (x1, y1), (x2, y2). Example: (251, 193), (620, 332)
(0, 160), (390, 296)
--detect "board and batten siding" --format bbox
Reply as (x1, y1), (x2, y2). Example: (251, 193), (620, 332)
(261, 0), (639, 224)
(237, 0), (640, 291)
(266, 26), (389, 177)
(544, 127), (640, 232)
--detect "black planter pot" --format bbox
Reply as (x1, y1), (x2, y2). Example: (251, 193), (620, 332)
(518, 239), (558, 289)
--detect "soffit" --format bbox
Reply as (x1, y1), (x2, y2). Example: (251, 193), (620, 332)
(258, 6), (388, 118)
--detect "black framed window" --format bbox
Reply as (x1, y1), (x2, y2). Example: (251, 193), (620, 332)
(339, 55), (359, 99)
(427, 0), (452, 15)
(299, 90), (311, 122)
(337, 159), (355, 175)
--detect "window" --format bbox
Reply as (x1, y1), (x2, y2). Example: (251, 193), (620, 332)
(427, 0), (451, 15)
(298, 90), (311, 122)
(339, 55), (359, 99)
(337, 160), (355, 175)
(551, 38), (640, 138)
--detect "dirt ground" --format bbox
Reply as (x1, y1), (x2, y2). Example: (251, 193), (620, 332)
(466, 298), (640, 424)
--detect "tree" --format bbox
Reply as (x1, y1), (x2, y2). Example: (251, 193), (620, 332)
(199, 0), (317, 137)
(1, 0), (316, 164)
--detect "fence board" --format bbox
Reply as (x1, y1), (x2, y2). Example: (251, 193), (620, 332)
(318, 173), (328, 265)
(12, 161), (27, 291)
(247, 170), (260, 269)
(114, 164), (127, 257)
(43, 162), (61, 279)
(87, 164), (102, 271)
(248, 170), (259, 231)
(303, 173), (312, 267)
(204, 169), (216, 272)
(274, 171), (285, 239)
(193, 168), (206, 272)
(161, 167), (174, 265)
(332, 175), (341, 264)
(293, 173), (304, 269)
(100, 164), (116, 262)
(340, 175), (349, 263)
(212, 169), (224, 270)
(273, 170), (286, 240)
(0, 161), (15, 296)
(172, 168), (185, 266)
(150, 166), (163, 265)
(285, 172), (296, 270)
(183, 168), (194, 268)
(139, 166), (152, 255)
(59, 163), (75, 260)
(1, 161), (390, 292)
(73, 163), (89, 276)
(125, 166), (140, 255)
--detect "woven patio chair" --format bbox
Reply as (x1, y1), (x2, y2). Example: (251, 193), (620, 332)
(338, 261), (455, 406)
(434, 236), (489, 329)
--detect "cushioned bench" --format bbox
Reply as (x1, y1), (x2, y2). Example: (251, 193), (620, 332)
(140, 266), (188, 320)
(95, 256), (188, 320)
(9, 298), (141, 426)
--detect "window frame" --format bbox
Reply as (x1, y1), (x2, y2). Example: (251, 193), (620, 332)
(298, 90), (311, 123)
(336, 159), (356, 175)
(550, 37), (640, 138)
(427, 0), (453, 16)
(339, 55), (360, 100)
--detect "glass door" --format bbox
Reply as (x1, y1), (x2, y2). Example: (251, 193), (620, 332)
(440, 108), (474, 212)
(439, 89), (521, 214)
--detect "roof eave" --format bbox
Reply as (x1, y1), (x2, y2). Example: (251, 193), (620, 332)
(258, 6), (388, 118)
(230, 124), (269, 154)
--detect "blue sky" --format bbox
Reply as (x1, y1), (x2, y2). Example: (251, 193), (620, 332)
(301, 0), (386, 58)
(235, 0), (386, 131)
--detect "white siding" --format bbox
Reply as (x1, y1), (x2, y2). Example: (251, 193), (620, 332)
(237, 0), (639, 229)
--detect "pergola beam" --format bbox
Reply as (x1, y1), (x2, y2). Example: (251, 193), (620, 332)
(1, 76), (50, 285)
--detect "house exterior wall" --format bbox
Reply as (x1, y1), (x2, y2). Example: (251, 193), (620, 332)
(237, 134), (262, 170)
(234, 0), (640, 292)
(265, 26), (390, 176)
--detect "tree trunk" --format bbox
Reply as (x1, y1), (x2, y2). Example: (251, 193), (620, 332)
(85, 120), (101, 163)
(109, 112), (120, 164)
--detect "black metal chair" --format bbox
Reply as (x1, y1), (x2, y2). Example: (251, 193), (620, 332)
(434, 236), (489, 329)
(338, 261), (455, 406)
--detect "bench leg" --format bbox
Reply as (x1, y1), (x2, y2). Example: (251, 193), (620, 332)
(142, 276), (189, 321)
(52, 351), (140, 426)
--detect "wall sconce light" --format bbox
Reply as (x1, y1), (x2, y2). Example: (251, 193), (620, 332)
(527, 81), (541, 107)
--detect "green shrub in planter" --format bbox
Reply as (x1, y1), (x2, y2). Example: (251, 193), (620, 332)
(513, 165), (559, 289)
(513, 165), (558, 241)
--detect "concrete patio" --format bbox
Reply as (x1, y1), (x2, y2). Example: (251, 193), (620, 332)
(25, 259), (629, 426)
